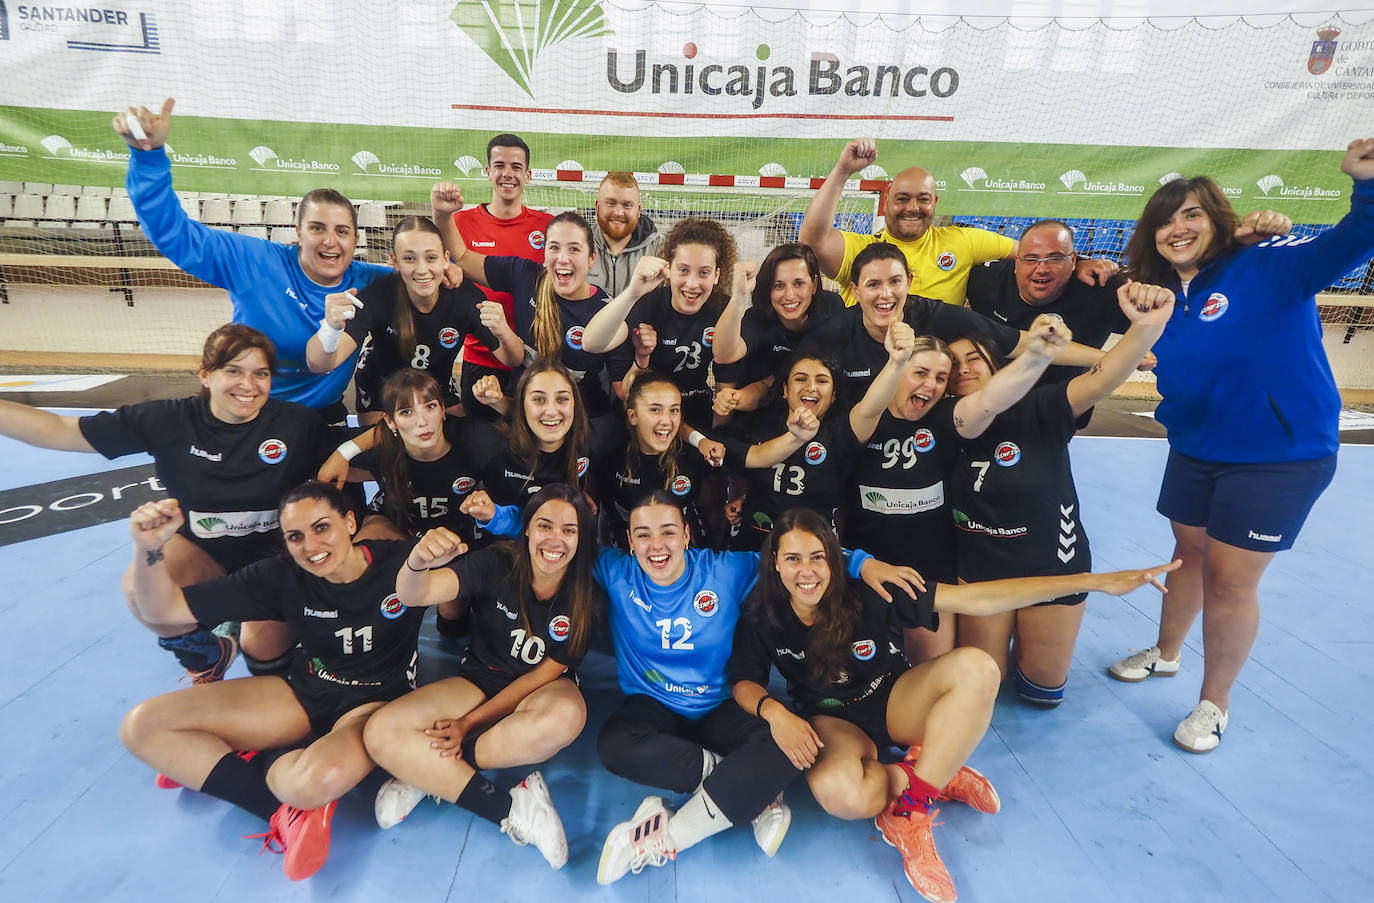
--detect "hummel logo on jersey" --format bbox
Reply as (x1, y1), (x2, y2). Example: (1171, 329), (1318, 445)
(188, 445), (222, 462)
(304, 607), (339, 619)
(775, 647), (806, 659)
(470, 240), (496, 248)
(496, 601), (519, 620)
(285, 287), (298, 300)
(630, 591), (651, 613)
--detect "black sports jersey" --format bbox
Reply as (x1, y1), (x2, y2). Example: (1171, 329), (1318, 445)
(804, 298), (1020, 402)
(485, 256), (634, 418)
(450, 418), (588, 506)
(951, 385), (1090, 582)
(727, 580), (935, 715)
(355, 418), (482, 541)
(446, 545), (596, 681)
(78, 396), (331, 571)
(184, 539), (424, 692)
(349, 276), (500, 412)
(966, 260), (1128, 386)
(607, 445), (711, 545)
(627, 286), (722, 426)
(841, 401), (962, 582)
(714, 289), (844, 388)
(722, 408), (861, 550)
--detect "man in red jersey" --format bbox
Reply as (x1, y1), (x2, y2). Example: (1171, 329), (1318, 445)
(448, 134), (553, 419)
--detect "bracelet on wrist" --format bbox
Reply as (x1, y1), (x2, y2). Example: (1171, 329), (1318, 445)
(405, 560), (428, 572)
(755, 694), (777, 719)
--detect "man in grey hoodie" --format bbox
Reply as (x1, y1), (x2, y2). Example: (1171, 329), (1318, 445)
(588, 171), (665, 297)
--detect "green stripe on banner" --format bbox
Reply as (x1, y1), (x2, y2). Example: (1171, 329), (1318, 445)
(0, 105), (1353, 222)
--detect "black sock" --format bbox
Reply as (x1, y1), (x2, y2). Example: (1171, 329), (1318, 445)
(455, 774), (511, 825)
(157, 627), (223, 672)
(200, 751), (280, 822)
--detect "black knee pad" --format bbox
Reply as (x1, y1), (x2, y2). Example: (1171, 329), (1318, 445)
(243, 648), (295, 678)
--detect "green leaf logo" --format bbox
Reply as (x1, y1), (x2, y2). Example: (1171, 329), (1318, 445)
(864, 490), (887, 505)
(196, 516), (227, 532)
(451, 1), (614, 98)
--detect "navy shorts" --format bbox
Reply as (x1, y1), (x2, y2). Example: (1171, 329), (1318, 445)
(807, 670), (902, 751)
(1156, 449), (1336, 552)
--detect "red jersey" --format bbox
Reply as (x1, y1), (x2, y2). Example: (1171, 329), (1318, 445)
(456, 204), (553, 369)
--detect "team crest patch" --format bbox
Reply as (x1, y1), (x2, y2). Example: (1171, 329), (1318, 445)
(548, 614), (572, 642)
(452, 476), (476, 494)
(995, 441), (1021, 467)
(1199, 292), (1229, 322)
(577, 456), (589, 477)
(566, 325), (585, 349)
(936, 251), (957, 271)
(528, 230), (545, 250)
(702, 326), (715, 347)
(1308, 26), (1339, 76)
(257, 438), (287, 465)
(380, 594), (407, 619)
(671, 474), (692, 496)
(914, 428), (936, 452)
(438, 326), (460, 349)
(851, 639), (877, 661)
(804, 441), (827, 465)
(693, 590), (719, 617)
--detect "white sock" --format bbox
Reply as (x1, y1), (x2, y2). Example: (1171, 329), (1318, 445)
(667, 788), (733, 852)
(699, 749), (721, 788)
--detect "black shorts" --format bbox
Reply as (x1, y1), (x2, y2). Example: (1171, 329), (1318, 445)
(456, 655), (580, 700)
(807, 669), (902, 750)
(288, 665), (413, 738)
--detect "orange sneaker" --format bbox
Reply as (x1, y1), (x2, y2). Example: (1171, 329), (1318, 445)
(875, 803), (957, 903)
(903, 747), (1000, 815)
(252, 801), (337, 880)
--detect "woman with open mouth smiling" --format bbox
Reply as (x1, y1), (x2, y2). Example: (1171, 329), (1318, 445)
(0, 324), (332, 684)
(118, 482), (447, 881)
(1105, 138), (1374, 754)
(583, 217), (736, 434)
(841, 316), (1078, 664)
(364, 484), (601, 870)
(730, 508), (1179, 903)
(305, 217), (524, 426)
(710, 242), (846, 421)
(432, 183), (633, 440)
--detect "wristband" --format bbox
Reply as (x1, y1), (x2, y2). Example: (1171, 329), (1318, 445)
(755, 694), (777, 719)
(316, 319), (344, 354)
(687, 430), (706, 449)
(405, 560), (428, 572)
(337, 439), (363, 461)
(845, 548), (872, 579)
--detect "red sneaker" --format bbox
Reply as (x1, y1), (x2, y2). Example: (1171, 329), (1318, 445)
(875, 803), (957, 903)
(903, 746), (1001, 814)
(252, 800), (337, 880)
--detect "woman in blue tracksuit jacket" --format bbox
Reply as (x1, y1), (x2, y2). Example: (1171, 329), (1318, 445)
(114, 99), (392, 420)
(1108, 137), (1374, 754)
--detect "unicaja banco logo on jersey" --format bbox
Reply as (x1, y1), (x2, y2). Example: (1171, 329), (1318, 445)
(450, 0), (614, 98)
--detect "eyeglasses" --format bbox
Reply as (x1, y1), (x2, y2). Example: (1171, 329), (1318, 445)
(1017, 254), (1074, 267)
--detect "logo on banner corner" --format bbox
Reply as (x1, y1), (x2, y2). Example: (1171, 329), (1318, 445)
(449, 0), (614, 98)
(1308, 26), (1340, 76)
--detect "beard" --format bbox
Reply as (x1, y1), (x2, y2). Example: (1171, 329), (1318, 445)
(599, 213), (636, 241)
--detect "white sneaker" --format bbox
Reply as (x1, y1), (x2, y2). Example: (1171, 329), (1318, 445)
(1173, 701), (1228, 753)
(751, 793), (791, 857)
(374, 778), (429, 829)
(502, 771), (568, 869)
(596, 795), (675, 885)
(1108, 646), (1180, 682)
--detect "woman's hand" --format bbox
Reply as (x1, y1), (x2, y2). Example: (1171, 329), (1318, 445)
(459, 490), (496, 523)
(763, 702), (824, 771)
(697, 437), (726, 467)
(786, 406), (820, 442)
(885, 320), (915, 364)
(1233, 209), (1292, 245)
(733, 259), (759, 298)
(632, 323), (658, 368)
(472, 375), (507, 410)
(1023, 313), (1073, 361)
(324, 289), (363, 330)
(112, 97), (174, 151)
(631, 256), (668, 297)
(1094, 559), (1182, 596)
(431, 182), (465, 217)
(129, 499), (184, 550)
(1340, 136), (1374, 181)
(858, 557), (926, 603)
(408, 528), (469, 571)
(425, 718), (469, 757)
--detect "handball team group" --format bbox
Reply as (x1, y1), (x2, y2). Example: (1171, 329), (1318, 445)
(4, 97), (1370, 901)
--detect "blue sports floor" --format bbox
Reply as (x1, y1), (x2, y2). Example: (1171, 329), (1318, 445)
(1, 418), (1371, 902)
